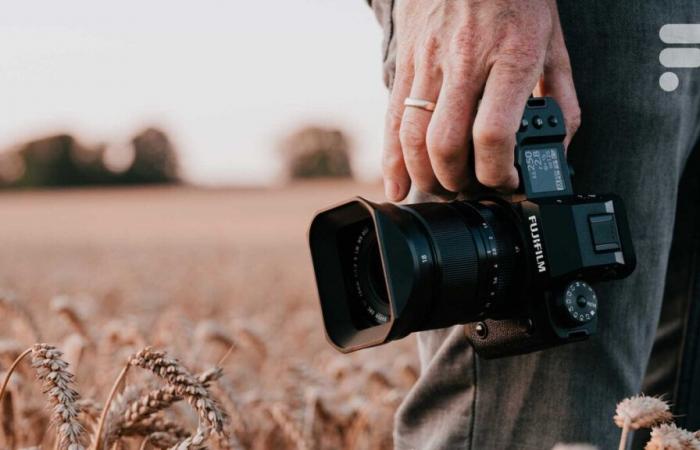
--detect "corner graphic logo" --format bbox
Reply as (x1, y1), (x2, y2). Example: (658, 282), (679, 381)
(659, 24), (700, 92)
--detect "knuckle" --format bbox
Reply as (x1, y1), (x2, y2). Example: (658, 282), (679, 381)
(451, 23), (478, 56)
(448, 50), (478, 81)
(437, 173), (464, 193)
(385, 105), (403, 133)
(446, 27), (483, 80)
(473, 124), (511, 148)
(546, 57), (573, 76)
(497, 44), (543, 70)
(382, 149), (403, 174)
(428, 135), (465, 164)
(415, 34), (441, 65)
(399, 119), (426, 151)
(566, 105), (582, 134)
(476, 169), (511, 189)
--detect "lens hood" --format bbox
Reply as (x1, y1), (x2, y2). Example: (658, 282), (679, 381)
(308, 197), (434, 352)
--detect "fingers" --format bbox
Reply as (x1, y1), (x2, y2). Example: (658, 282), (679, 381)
(383, 67), (413, 201)
(425, 68), (480, 193)
(537, 19), (580, 149)
(472, 58), (543, 191)
(399, 66), (449, 197)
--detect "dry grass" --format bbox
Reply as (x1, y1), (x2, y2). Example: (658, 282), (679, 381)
(0, 183), (417, 450)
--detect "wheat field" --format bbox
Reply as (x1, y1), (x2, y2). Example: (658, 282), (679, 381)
(0, 182), (419, 450)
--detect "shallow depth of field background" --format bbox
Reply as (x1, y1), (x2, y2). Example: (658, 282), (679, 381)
(0, 2), (418, 449)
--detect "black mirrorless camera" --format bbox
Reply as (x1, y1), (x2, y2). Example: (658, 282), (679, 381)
(308, 97), (636, 358)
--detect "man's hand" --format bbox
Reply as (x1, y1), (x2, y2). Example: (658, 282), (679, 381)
(382, 0), (580, 201)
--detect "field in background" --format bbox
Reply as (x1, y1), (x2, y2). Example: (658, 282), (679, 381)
(0, 181), (419, 449)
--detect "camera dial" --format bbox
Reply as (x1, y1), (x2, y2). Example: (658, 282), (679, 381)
(556, 280), (598, 325)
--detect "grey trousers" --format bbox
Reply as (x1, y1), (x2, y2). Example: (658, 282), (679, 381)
(368, 1), (700, 448)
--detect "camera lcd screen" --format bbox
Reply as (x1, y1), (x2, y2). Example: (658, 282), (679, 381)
(524, 148), (566, 193)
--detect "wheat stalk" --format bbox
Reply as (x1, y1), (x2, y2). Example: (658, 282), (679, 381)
(93, 363), (131, 450)
(0, 347), (32, 413)
(1, 384), (16, 449)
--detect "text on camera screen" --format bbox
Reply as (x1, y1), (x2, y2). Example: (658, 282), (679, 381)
(524, 148), (566, 194)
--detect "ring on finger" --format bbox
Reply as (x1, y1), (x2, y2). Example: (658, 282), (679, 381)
(404, 97), (437, 112)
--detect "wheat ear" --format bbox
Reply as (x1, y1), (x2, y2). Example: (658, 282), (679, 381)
(615, 395), (674, 450)
(119, 386), (180, 432)
(645, 423), (700, 449)
(30, 344), (87, 450)
(126, 417), (190, 447)
(110, 366), (223, 442)
(128, 348), (227, 435)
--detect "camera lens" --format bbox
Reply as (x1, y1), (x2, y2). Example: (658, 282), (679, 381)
(308, 197), (525, 352)
(356, 231), (390, 325)
(401, 200), (521, 330)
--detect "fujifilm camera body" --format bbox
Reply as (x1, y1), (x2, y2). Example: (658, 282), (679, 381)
(308, 97), (636, 358)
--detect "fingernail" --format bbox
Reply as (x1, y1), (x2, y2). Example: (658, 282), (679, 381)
(385, 180), (399, 200)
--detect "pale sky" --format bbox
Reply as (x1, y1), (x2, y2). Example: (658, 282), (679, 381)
(0, 1), (388, 185)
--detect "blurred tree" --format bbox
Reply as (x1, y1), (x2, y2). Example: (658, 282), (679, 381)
(279, 126), (353, 180)
(122, 128), (180, 184)
(0, 128), (181, 188)
(11, 134), (109, 187)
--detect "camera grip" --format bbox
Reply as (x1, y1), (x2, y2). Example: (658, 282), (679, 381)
(465, 318), (561, 359)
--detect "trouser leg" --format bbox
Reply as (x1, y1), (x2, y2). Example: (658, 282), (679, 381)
(632, 140), (700, 448)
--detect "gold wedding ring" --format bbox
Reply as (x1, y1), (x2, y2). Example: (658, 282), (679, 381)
(404, 97), (437, 112)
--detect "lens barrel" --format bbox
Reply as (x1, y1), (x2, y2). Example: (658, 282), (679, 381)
(401, 200), (520, 331)
(308, 197), (524, 352)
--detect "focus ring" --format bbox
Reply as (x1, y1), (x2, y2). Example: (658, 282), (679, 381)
(474, 202), (519, 312)
(407, 203), (481, 319)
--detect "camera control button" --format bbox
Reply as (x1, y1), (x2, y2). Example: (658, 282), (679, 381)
(557, 281), (598, 325)
(588, 214), (621, 253)
(532, 116), (544, 129)
(519, 119), (529, 131)
(548, 116), (559, 127)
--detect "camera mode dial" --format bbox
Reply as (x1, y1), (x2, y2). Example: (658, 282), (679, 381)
(556, 280), (598, 325)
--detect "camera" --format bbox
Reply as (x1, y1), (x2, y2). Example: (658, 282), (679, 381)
(308, 97), (636, 358)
